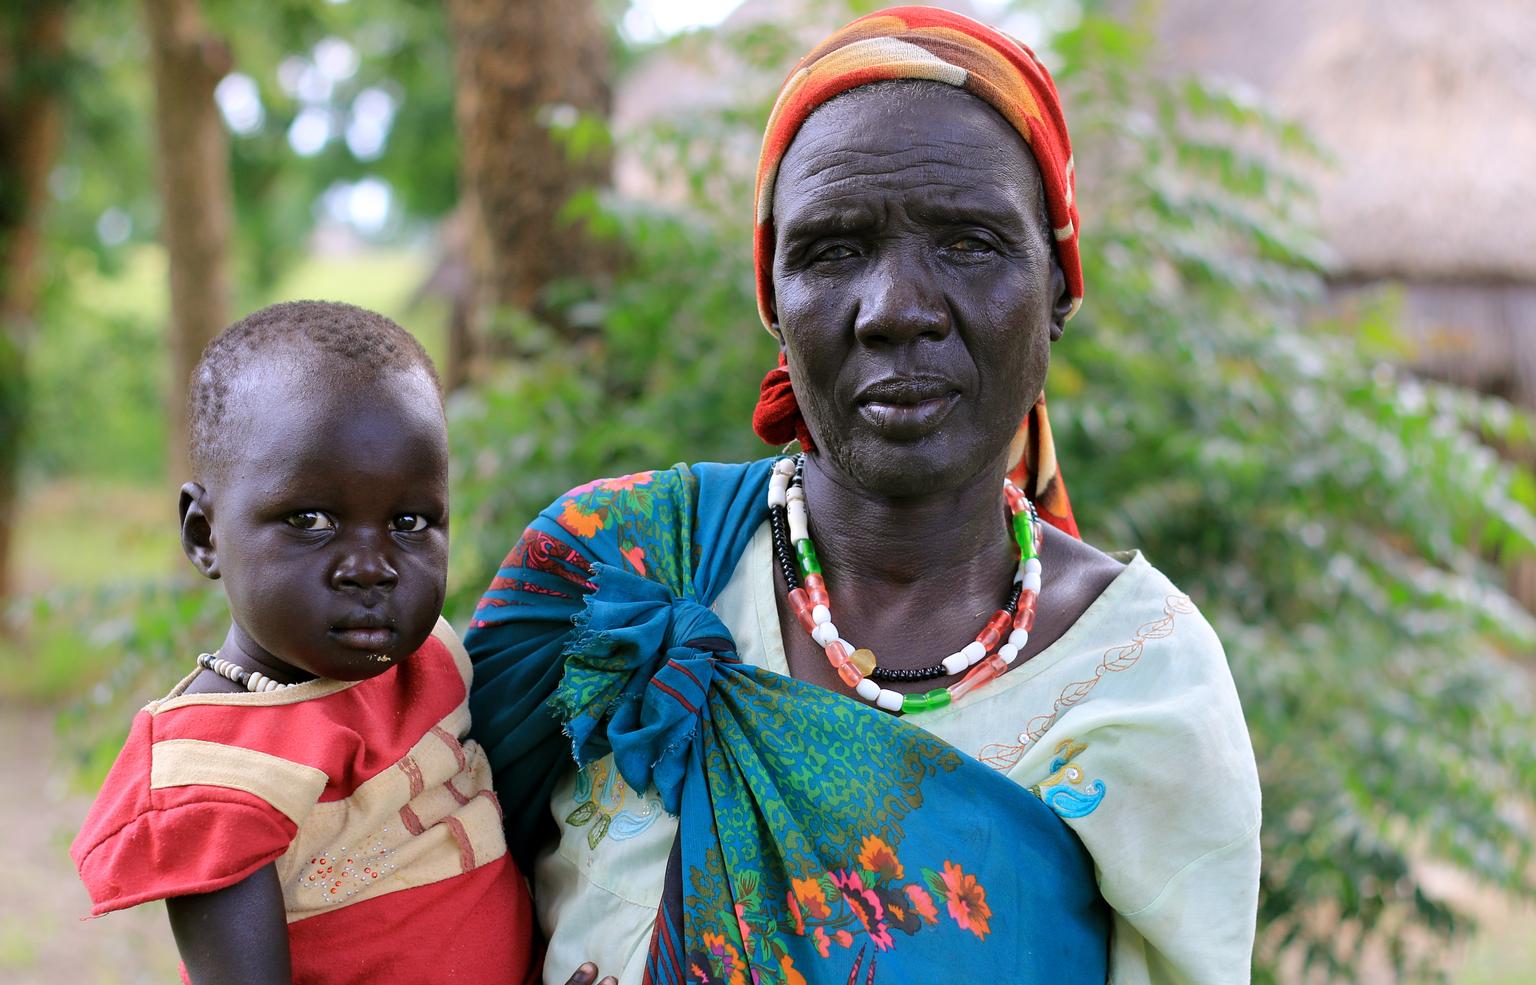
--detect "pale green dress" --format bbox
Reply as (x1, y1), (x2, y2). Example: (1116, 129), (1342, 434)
(533, 524), (1262, 985)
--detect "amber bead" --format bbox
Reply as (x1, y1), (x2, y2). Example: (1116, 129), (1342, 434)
(849, 647), (877, 676)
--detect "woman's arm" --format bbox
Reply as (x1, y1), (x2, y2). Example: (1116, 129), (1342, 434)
(166, 863), (292, 985)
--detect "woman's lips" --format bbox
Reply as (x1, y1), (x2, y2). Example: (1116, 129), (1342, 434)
(330, 627), (397, 650)
(857, 391), (960, 436)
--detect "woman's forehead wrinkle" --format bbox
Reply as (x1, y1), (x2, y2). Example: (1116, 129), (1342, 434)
(779, 155), (1032, 229)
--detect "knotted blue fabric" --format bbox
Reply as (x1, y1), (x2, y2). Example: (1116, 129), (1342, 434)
(557, 562), (736, 813)
(466, 460), (1110, 984)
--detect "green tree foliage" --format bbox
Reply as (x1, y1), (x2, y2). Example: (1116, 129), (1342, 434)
(25, 0), (457, 483)
(37, 2), (1536, 980)
(1048, 12), (1536, 980)
(448, 3), (1536, 981)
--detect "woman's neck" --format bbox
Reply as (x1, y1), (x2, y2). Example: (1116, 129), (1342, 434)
(799, 451), (1016, 597)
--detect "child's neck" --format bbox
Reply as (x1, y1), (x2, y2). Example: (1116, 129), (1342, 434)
(215, 624), (315, 685)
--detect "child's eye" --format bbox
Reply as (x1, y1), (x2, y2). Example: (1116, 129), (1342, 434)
(391, 514), (430, 533)
(286, 511), (335, 531)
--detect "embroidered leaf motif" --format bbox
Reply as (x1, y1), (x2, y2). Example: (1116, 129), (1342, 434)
(587, 812), (612, 850)
(565, 801), (598, 827)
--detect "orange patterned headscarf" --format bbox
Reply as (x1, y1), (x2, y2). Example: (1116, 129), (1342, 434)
(749, 5), (1081, 536)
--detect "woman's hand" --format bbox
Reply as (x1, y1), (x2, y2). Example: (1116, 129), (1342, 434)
(561, 962), (618, 985)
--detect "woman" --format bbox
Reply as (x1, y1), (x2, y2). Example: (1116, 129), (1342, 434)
(467, 7), (1260, 984)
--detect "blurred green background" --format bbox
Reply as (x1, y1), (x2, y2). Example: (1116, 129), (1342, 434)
(2, 1), (1534, 982)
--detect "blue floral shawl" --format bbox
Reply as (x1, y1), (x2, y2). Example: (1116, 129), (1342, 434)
(465, 460), (1109, 984)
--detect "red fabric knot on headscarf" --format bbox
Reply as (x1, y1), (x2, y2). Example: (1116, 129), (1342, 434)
(752, 354), (816, 451)
(747, 5), (1081, 537)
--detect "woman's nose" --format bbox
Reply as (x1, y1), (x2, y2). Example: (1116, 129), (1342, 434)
(330, 536), (399, 593)
(852, 256), (950, 345)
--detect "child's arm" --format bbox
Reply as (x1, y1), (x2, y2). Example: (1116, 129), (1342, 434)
(166, 862), (293, 985)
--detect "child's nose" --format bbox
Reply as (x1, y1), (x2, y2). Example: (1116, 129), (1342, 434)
(331, 545), (399, 593)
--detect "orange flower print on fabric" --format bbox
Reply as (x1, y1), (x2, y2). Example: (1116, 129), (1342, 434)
(858, 834), (905, 882)
(557, 500), (603, 538)
(779, 954), (808, 985)
(905, 884), (940, 924)
(621, 544), (647, 575)
(940, 860), (993, 940)
(700, 931), (748, 985)
(791, 876), (831, 920)
(596, 471), (656, 492)
(786, 889), (805, 935)
(688, 833), (997, 982)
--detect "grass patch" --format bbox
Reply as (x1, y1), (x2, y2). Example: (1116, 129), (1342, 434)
(3, 478), (183, 704)
(13, 478), (179, 593)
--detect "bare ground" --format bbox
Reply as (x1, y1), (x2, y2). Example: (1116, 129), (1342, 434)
(0, 705), (178, 984)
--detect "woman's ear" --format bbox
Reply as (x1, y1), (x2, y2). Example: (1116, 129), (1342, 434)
(1049, 262), (1071, 342)
(179, 482), (219, 580)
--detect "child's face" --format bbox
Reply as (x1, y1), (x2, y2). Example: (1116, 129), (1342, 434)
(182, 364), (449, 681)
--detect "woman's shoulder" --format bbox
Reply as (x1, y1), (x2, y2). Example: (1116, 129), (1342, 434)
(543, 459), (776, 509)
(1050, 530), (1225, 656)
(535, 459), (777, 559)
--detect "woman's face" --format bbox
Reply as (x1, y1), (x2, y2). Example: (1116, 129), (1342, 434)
(770, 83), (1067, 498)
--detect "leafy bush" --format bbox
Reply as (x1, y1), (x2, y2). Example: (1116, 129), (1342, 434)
(34, 579), (229, 786)
(449, 3), (1536, 981)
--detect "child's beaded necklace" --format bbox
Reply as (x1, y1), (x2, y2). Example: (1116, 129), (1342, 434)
(196, 652), (298, 692)
(767, 454), (1043, 715)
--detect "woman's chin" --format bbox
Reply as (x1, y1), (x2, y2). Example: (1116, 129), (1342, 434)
(821, 432), (998, 500)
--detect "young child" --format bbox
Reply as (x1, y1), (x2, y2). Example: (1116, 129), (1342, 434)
(70, 302), (614, 985)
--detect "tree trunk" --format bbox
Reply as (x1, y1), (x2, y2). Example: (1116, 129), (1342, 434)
(444, 0), (612, 371)
(0, 2), (69, 611)
(141, 0), (233, 482)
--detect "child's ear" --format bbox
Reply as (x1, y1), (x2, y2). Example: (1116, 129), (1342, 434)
(179, 482), (219, 580)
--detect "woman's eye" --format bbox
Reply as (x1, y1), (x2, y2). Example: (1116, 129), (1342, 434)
(948, 236), (994, 253)
(813, 244), (856, 263)
(391, 514), (430, 533)
(286, 511), (334, 531)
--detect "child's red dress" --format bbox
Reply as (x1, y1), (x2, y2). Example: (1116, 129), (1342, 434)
(72, 619), (536, 984)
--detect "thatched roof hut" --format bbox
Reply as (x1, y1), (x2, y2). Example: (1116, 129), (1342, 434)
(1154, 0), (1536, 401)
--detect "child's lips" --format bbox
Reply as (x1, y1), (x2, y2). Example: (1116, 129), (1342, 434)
(330, 626), (397, 650)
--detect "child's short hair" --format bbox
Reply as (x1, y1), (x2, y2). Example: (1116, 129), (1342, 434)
(187, 300), (441, 480)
